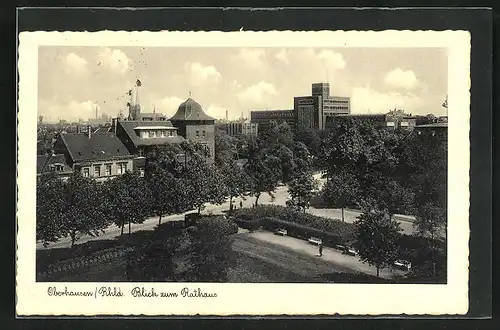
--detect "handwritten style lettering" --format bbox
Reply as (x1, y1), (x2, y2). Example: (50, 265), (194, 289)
(47, 286), (93, 297)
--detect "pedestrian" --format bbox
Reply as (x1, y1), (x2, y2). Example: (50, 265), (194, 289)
(319, 243), (323, 257)
(240, 200), (243, 209)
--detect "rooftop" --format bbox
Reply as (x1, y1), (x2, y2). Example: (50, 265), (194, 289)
(37, 153), (72, 174)
(169, 98), (215, 121)
(118, 120), (186, 147)
(60, 132), (133, 162)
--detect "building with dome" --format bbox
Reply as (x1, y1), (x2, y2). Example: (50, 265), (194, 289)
(111, 95), (216, 175)
(169, 97), (216, 163)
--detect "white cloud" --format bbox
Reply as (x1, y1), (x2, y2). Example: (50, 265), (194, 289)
(236, 48), (266, 69)
(316, 50), (346, 70)
(384, 68), (419, 90)
(237, 81), (278, 104)
(184, 62), (221, 86)
(97, 47), (131, 74)
(156, 96), (185, 117)
(63, 53), (88, 75)
(275, 49), (289, 64)
(350, 86), (422, 114)
(39, 99), (100, 122)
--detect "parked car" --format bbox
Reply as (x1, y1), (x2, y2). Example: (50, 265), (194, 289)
(335, 244), (347, 251)
(394, 260), (412, 271)
(345, 247), (358, 256)
(274, 228), (288, 236)
(308, 237), (323, 246)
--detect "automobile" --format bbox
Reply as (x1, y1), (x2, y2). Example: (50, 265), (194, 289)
(274, 228), (288, 236)
(394, 260), (412, 271)
(335, 244), (347, 251)
(345, 247), (358, 256)
(308, 237), (323, 246)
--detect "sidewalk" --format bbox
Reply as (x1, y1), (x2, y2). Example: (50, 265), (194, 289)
(247, 230), (406, 279)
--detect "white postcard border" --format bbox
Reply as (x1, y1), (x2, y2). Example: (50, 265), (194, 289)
(17, 30), (470, 316)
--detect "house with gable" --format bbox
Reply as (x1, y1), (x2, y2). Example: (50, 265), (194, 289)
(53, 126), (135, 181)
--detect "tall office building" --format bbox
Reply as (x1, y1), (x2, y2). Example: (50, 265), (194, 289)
(294, 82), (351, 130)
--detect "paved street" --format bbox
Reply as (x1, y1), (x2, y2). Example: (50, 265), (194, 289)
(37, 177), (418, 250)
(233, 230), (406, 280)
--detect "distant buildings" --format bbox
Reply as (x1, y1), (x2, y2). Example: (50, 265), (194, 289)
(250, 109), (295, 133)
(414, 122), (448, 143)
(216, 121), (259, 137)
(325, 112), (418, 131)
(39, 82), (217, 180)
(250, 82), (351, 134)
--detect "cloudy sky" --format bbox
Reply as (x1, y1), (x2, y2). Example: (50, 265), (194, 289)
(38, 46), (448, 122)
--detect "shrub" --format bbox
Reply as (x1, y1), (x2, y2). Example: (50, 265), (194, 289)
(232, 205), (356, 245)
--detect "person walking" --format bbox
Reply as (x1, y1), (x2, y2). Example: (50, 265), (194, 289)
(319, 243), (323, 257)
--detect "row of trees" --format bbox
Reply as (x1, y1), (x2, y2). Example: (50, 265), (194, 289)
(313, 118), (447, 278)
(37, 141), (228, 247)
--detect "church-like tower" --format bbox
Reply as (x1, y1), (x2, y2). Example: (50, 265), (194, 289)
(169, 97), (215, 163)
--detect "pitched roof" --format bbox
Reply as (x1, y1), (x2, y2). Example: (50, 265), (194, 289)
(60, 132), (133, 162)
(37, 153), (72, 174)
(118, 120), (186, 147)
(169, 98), (216, 121)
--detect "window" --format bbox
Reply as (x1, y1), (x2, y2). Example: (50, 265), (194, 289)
(105, 164), (112, 176)
(160, 130), (166, 138)
(149, 131), (156, 138)
(169, 131), (173, 137)
(141, 131), (148, 139)
(196, 130), (199, 138)
(82, 167), (90, 177)
(94, 165), (101, 177)
(138, 168), (145, 177)
(138, 149), (144, 157)
(202, 130), (206, 138)
(117, 163), (127, 175)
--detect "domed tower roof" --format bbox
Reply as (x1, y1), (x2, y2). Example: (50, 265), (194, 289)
(169, 98), (215, 121)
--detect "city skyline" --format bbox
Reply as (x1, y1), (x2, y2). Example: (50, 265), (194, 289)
(38, 46), (448, 123)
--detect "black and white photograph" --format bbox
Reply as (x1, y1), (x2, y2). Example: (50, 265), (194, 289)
(17, 29), (471, 316)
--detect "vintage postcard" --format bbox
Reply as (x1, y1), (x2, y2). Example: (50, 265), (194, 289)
(17, 30), (470, 316)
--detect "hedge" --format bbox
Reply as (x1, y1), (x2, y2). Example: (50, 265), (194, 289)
(231, 205), (356, 245)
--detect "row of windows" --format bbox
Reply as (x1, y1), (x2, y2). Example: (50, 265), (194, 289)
(195, 130), (206, 138)
(324, 106), (350, 111)
(139, 130), (175, 139)
(82, 162), (128, 178)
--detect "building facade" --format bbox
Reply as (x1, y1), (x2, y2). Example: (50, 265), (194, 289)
(53, 126), (135, 182)
(250, 109), (295, 134)
(216, 121), (259, 137)
(250, 82), (351, 132)
(169, 98), (216, 164)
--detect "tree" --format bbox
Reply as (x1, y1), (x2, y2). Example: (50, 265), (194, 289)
(60, 172), (111, 247)
(413, 201), (446, 277)
(220, 159), (249, 212)
(106, 171), (153, 235)
(322, 170), (360, 222)
(36, 173), (65, 246)
(288, 169), (318, 213)
(182, 216), (238, 282)
(355, 208), (401, 277)
(244, 151), (282, 206)
(147, 167), (186, 226)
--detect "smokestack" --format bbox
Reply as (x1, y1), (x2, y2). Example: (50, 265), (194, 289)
(95, 106), (98, 119)
(225, 110), (228, 121)
(87, 125), (92, 139)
